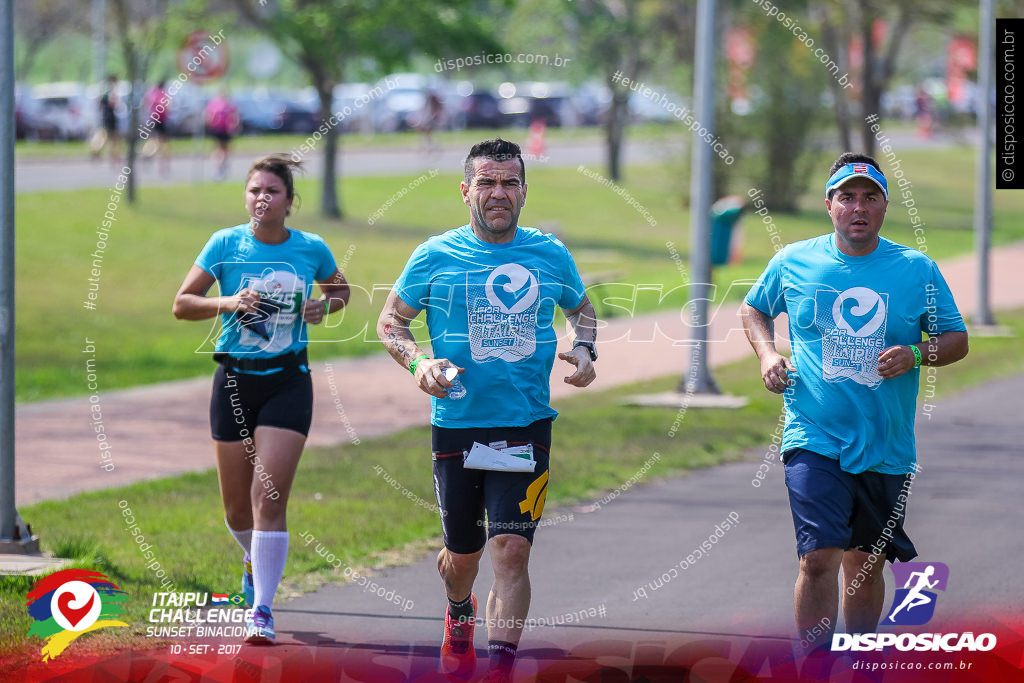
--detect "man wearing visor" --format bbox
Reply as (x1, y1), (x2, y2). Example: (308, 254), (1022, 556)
(740, 153), (969, 649)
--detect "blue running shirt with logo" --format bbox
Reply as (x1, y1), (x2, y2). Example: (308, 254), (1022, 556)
(394, 225), (586, 428)
(745, 234), (965, 474)
(195, 224), (337, 357)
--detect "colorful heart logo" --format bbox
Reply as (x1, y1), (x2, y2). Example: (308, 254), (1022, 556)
(56, 591), (95, 629)
(49, 581), (101, 632)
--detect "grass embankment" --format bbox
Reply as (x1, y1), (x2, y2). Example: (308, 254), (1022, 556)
(16, 145), (1024, 401)
(2, 308), (1022, 658)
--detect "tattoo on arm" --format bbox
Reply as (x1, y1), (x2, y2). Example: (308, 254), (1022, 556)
(381, 315), (421, 366)
(565, 299), (597, 344)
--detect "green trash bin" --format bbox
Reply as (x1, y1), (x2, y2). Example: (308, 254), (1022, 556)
(710, 197), (744, 266)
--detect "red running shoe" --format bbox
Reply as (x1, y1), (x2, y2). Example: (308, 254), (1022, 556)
(440, 593), (477, 678)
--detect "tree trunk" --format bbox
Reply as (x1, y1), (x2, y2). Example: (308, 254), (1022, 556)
(605, 88), (629, 182)
(315, 81), (341, 218)
(820, 15), (852, 151)
(859, 10), (877, 156)
(125, 80), (138, 202)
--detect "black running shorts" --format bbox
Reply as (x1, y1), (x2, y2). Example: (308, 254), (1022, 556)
(431, 418), (552, 554)
(210, 364), (313, 441)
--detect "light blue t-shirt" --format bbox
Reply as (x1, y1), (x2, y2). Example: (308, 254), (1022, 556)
(744, 234), (965, 475)
(195, 224), (337, 358)
(393, 225), (586, 428)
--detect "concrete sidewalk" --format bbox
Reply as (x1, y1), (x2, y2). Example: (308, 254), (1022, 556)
(14, 242), (1024, 504)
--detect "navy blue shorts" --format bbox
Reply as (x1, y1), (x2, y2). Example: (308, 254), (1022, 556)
(431, 419), (552, 554)
(783, 448), (917, 562)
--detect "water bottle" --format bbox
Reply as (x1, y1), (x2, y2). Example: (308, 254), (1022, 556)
(443, 367), (466, 400)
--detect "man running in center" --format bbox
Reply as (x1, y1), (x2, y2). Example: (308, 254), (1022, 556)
(378, 139), (598, 682)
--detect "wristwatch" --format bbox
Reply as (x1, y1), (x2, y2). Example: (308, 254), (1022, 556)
(573, 340), (598, 361)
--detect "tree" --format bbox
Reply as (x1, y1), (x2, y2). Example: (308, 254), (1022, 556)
(711, 0), (827, 211)
(565, 0), (686, 182)
(108, 0), (175, 203)
(107, 0), (214, 202)
(827, 0), (974, 156)
(235, 0), (504, 219)
(13, 0), (87, 80)
(746, 21), (827, 211)
(814, 3), (854, 151)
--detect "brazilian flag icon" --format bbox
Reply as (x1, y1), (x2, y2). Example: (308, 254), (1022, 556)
(228, 594), (246, 606)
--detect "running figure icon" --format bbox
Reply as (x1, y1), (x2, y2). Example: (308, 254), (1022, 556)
(888, 565), (940, 622)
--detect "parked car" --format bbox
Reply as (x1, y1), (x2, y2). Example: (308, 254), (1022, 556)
(233, 88), (320, 134)
(460, 88), (504, 129)
(14, 84), (30, 139)
(279, 89), (320, 133)
(495, 82), (574, 128)
(331, 83), (375, 134)
(371, 73), (463, 133)
(162, 83), (210, 137)
(571, 82), (611, 127)
(28, 82), (95, 140)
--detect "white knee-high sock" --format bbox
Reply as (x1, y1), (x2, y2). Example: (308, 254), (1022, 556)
(225, 519), (253, 557)
(251, 530), (289, 608)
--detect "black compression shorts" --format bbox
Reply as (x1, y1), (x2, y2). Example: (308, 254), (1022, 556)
(210, 363), (313, 441)
(431, 418), (552, 554)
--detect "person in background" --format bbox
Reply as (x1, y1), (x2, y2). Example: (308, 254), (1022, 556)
(91, 74), (121, 165)
(143, 80), (171, 174)
(206, 92), (240, 180)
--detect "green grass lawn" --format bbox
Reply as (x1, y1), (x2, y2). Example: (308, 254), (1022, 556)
(15, 124), (651, 161)
(3, 308), (1022, 660)
(16, 145), (1024, 401)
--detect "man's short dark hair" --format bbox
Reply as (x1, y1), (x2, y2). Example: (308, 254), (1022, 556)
(464, 138), (526, 184)
(827, 153), (882, 199)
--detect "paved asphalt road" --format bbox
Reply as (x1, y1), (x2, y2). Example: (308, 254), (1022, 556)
(14, 138), (679, 193)
(244, 372), (1024, 679)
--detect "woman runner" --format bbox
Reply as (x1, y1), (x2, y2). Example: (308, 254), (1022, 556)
(173, 154), (350, 644)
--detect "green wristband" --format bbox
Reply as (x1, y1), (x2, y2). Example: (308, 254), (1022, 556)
(910, 344), (922, 368)
(409, 353), (430, 375)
